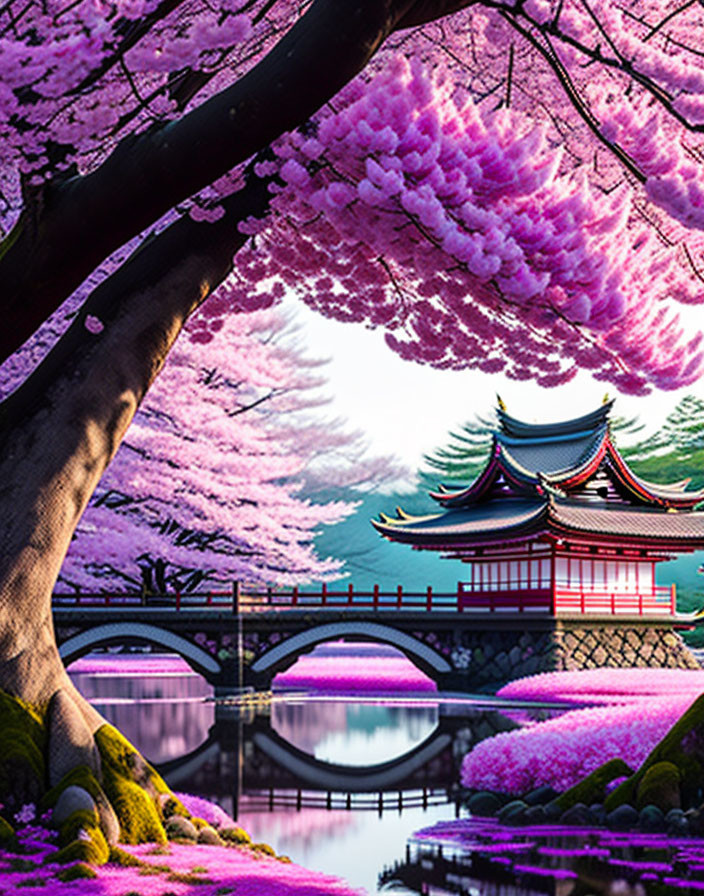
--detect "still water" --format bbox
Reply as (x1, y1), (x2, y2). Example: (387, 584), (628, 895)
(68, 647), (701, 895)
(67, 646), (482, 894)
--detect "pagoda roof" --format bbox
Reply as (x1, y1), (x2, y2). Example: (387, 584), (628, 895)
(429, 404), (704, 510)
(375, 499), (547, 543)
(376, 400), (704, 552)
(372, 493), (704, 549)
(497, 400), (614, 439)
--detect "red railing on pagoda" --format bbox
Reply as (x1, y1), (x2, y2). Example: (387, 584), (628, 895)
(51, 580), (677, 616)
(553, 584), (675, 616)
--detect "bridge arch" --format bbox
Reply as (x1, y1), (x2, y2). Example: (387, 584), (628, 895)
(58, 622), (221, 681)
(250, 621), (451, 683)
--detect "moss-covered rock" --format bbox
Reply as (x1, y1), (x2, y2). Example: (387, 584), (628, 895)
(56, 862), (98, 881)
(55, 806), (110, 865)
(41, 764), (105, 813)
(0, 690), (241, 859)
(43, 767), (120, 846)
(94, 724), (179, 844)
(636, 761), (681, 812)
(0, 691), (46, 814)
(108, 845), (145, 867)
(556, 758), (634, 812)
(197, 826), (224, 846)
(605, 693), (704, 812)
(220, 826), (252, 846)
(164, 815), (198, 841)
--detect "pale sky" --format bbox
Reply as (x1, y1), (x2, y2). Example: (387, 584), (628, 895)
(285, 296), (698, 472)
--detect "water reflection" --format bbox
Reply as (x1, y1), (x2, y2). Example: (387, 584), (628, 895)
(271, 700), (438, 765)
(64, 651), (529, 895)
(68, 654), (214, 763)
(388, 818), (704, 895)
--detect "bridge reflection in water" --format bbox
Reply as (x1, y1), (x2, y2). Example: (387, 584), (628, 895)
(67, 653), (538, 893)
(155, 700), (519, 821)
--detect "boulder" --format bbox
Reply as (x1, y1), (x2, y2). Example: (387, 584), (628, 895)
(685, 808), (704, 836)
(543, 800), (563, 822)
(197, 826), (224, 846)
(53, 786), (96, 826)
(467, 791), (504, 817)
(524, 805), (547, 824)
(497, 799), (529, 825)
(559, 803), (595, 826)
(523, 785), (559, 807)
(665, 808), (689, 836)
(589, 803), (606, 826)
(606, 803), (639, 830)
(164, 815), (198, 841)
(638, 804), (666, 833)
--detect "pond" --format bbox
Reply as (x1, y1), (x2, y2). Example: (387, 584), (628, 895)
(67, 644), (701, 895)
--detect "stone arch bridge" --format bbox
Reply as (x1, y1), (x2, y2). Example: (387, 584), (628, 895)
(53, 590), (698, 693)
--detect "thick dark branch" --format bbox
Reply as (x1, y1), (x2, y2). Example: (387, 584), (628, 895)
(0, 0), (428, 365)
(1, 169), (272, 431)
(0, 168), (272, 650)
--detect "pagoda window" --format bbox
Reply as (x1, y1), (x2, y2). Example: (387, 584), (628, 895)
(582, 559), (593, 592)
(520, 560), (530, 588)
(510, 560), (520, 590)
(637, 562), (654, 594)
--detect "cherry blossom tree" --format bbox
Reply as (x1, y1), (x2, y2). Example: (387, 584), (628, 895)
(2, 0), (704, 856)
(58, 307), (402, 595)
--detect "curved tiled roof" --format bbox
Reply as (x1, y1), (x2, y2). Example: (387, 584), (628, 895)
(497, 400), (615, 439)
(391, 401), (704, 553)
(605, 440), (704, 508)
(372, 499), (547, 544)
(548, 496), (704, 543)
(499, 425), (607, 482)
(432, 426), (609, 508)
(373, 494), (704, 548)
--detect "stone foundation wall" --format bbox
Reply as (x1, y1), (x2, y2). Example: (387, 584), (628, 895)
(439, 622), (700, 691)
(553, 623), (700, 673)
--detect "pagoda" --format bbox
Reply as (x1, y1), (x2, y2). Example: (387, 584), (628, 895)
(373, 400), (704, 617)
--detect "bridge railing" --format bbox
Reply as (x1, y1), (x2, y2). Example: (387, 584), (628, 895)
(51, 580), (678, 615)
(240, 786), (451, 813)
(52, 584), (464, 611)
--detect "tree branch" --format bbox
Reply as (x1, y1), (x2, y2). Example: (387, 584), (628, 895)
(0, 0), (425, 365)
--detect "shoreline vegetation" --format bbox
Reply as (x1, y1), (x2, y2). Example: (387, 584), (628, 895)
(459, 668), (704, 837)
(0, 783), (365, 895)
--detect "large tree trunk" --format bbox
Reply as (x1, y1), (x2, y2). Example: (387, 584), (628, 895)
(0, 173), (270, 841)
(0, 0), (476, 851)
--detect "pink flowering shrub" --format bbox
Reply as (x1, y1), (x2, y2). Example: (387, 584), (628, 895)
(461, 694), (697, 795)
(462, 669), (704, 794)
(498, 668), (704, 706)
(273, 655), (436, 692)
(175, 792), (235, 829)
(0, 814), (365, 895)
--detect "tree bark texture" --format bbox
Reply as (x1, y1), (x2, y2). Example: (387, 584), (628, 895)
(0, 173), (269, 727)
